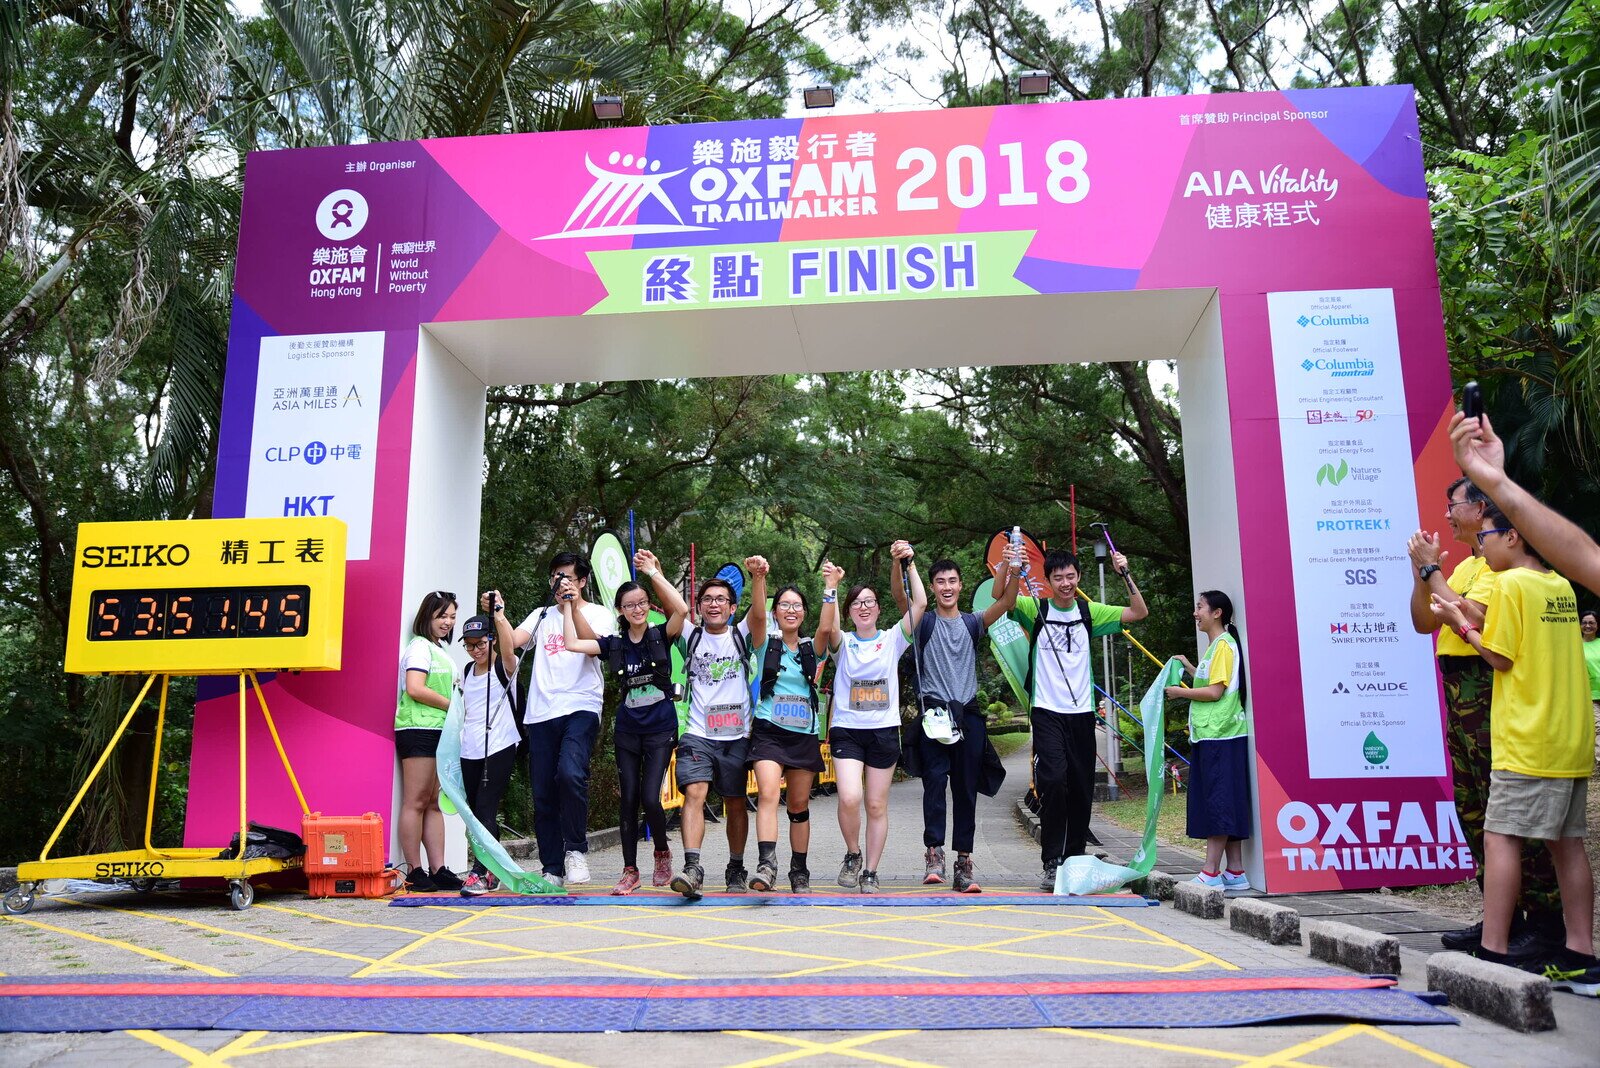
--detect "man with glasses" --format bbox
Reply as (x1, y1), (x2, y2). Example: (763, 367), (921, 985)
(485, 552), (615, 887)
(1408, 480), (1563, 955)
(669, 560), (768, 898)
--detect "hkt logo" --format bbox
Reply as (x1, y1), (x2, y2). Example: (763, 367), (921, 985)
(316, 189), (368, 241)
(540, 152), (705, 240)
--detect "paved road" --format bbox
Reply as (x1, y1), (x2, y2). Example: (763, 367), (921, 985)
(2, 745), (1596, 1067)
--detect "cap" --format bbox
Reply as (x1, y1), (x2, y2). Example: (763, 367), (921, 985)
(461, 614), (494, 641)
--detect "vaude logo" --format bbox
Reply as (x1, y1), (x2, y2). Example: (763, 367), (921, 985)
(1357, 681), (1409, 693)
(316, 189), (368, 241)
(1316, 460), (1349, 486)
(1331, 681), (1350, 694)
(1298, 313), (1369, 327)
(1301, 357), (1375, 378)
(539, 151), (709, 240)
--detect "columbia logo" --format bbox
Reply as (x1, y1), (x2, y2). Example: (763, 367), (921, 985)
(1296, 315), (1311, 327)
(537, 152), (710, 240)
(1301, 359), (1315, 371)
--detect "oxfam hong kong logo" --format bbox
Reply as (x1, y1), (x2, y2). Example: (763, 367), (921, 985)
(1296, 315), (1312, 327)
(304, 440), (328, 465)
(1363, 731), (1389, 765)
(316, 189), (368, 241)
(1316, 459), (1349, 486)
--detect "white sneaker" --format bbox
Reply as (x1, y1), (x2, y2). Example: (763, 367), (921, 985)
(1190, 871), (1225, 888)
(564, 850), (590, 884)
(541, 871), (564, 888)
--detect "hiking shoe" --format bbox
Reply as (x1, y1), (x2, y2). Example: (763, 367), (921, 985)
(430, 866), (464, 892)
(1190, 871), (1225, 889)
(859, 870), (881, 894)
(459, 871), (495, 897)
(564, 850), (591, 885)
(404, 866), (436, 893)
(670, 863), (704, 900)
(725, 861), (749, 894)
(540, 871), (564, 889)
(789, 867), (811, 894)
(1039, 862), (1059, 893)
(953, 855), (980, 894)
(611, 866), (641, 896)
(1503, 926), (1562, 964)
(923, 845), (946, 884)
(1539, 949), (1600, 997)
(838, 852), (863, 888)
(652, 848), (673, 887)
(1221, 870), (1250, 891)
(749, 859), (779, 892)
(1441, 920), (1483, 951)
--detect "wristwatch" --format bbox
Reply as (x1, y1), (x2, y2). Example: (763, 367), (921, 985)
(1418, 564), (1441, 581)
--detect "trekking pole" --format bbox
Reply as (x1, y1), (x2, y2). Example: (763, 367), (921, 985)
(1095, 682), (1191, 767)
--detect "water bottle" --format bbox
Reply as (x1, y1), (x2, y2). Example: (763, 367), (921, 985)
(1009, 525), (1022, 552)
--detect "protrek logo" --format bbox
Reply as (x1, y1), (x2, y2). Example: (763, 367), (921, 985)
(539, 151), (709, 240)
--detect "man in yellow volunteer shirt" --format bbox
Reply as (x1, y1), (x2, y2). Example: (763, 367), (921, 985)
(1409, 477), (1561, 954)
(1432, 512), (1598, 996)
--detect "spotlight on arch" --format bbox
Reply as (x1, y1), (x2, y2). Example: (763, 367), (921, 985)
(802, 86), (836, 109)
(592, 94), (624, 121)
(1016, 71), (1051, 97)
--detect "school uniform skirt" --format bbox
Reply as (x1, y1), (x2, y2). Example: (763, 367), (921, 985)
(1186, 736), (1252, 840)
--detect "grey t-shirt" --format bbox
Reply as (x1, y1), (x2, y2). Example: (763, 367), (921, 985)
(919, 612), (983, 704)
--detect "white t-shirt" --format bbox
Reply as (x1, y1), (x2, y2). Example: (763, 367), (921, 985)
(679, 620), (753, 740)
(519, 603), (616, 724)
(831, 624), (911, 730)
(461, 664), (522, 759)
(400, 637), (457, 694)
(1034, 601), (1094, 713)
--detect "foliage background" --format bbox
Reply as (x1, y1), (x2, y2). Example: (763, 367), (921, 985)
(1, 0), (1595, 859)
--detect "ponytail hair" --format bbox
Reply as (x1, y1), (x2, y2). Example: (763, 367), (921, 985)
(1199, 589), (1246, 706)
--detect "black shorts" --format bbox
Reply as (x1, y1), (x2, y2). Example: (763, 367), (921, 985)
(749, 718), (825, 773)
(828, 725), (901, 770)
(395, 728), (440, 760)
(676, 733), (750, 797)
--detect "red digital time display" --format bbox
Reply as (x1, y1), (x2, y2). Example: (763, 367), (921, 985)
(87, 586), (311, 641)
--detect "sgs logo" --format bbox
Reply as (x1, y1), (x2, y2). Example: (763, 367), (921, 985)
(1343, 568), (1379, 585)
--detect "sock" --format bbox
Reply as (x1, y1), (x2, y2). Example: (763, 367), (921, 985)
(1225, 868), (1244, 876)
(862, 869), (876, 878)
(758, 841), (777, 864)
(729, 853), (744, 869)
(791, 851), (808, 871)
(685, 850), (700, 870)
(1202, 869), (1219, 877)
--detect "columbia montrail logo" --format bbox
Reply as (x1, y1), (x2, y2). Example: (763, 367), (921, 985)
(1301, 358), (1315, 371)
(1301, 357), (1375, 378)
(1296, 315), (1311, 327)
(538, 152), (711, 240)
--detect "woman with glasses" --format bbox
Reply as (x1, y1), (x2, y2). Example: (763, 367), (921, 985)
(456, 605), (522, 896)
(562, 550), (690, 894)
(395, 590), (465, 892)
(815, 542), (927, 893)
(747, 584), (828, 893)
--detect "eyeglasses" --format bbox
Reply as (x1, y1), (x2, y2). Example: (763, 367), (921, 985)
(1445, 499), (1481, 515)
(851, 599), (878, 609)
(776, 602), (805, 612)
(434, 591), (456, 601)
(1475, 527), (1512, 545)
(701, 596), (732, 606)
(619, 600), (650, 612)
(463, 639), (489, 651)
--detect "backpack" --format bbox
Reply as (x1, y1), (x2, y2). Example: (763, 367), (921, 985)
(680, 622), (752, 707)
(912, 611), (982, 708)
(607, 623), (675, 699)
(1021, 595), (1094, 696)
(760, 635), (820, 713)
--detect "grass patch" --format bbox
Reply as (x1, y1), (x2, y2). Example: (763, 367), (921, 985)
(989, 732), (1031, 759)
(1099, 787), (1191, 852)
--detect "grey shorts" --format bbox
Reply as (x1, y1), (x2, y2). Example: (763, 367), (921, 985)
(675, 733), (750, 798)
(1485, 770), (1588, 840)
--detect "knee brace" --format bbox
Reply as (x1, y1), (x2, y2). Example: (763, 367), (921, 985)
(786, 808), (810, 823)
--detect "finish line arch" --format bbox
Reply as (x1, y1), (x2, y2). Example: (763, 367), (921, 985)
(192, 85), (1466, 894)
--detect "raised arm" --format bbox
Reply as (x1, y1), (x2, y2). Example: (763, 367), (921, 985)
(745, 555), (769, 647)
(891, 540), (927, 637)
(981, 544), (1023, 626)
(1112, 551), (1149, 623)
(490, 595), (520, 676)
(1453, 412), (1600, 596)
(815, 560), (845, 653)
(636, 550), (689, 639)
(484, 588), (533, 648)
(560, 598), (602, 657)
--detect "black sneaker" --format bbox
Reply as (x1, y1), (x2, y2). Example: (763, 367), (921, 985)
(1440, 920), (1483, 951)
(430, 866), (464, 892)
(725, 861), (749, 893)
(1538, 948), (1600, 997)
(838, 851), (863, 888)
(749, 859), (778, 892)
(789, 867), (811, 894)
(1039, 862), (1060, 893)
(404, 866), (436, 893)
(1504, 925), (1561, 964)
(670, 863), (705, 900)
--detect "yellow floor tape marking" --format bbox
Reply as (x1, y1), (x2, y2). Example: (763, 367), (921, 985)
(3, 915), (234, 976)
(420, 947), (693, 978)
(125, 1029), (231, 1067)
(1235, 1024), (1371, 1068)
(720, 1029), (942, 1068)
(63, 900), (459, 978)
(432, 1033), (600, 1068)
(208, 1031), (267, 1058)
(255, 903), (437, 935)
(226, 1032), (377, 1058)
(1358, 1025), (1469, 1068)
(1081, 904), (1241, 971)
(353, 909), (484, 978)
(1044, 1028), (1331, 1066)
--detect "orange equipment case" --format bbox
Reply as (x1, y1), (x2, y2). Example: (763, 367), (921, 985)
(302, 811), (396, 898)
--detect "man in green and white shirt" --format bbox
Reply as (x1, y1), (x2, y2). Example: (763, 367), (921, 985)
(1006, 547), (1147, 890)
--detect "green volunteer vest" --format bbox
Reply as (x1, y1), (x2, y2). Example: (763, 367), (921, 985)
(1189, 632), (1246, 742)
(395, 639), (454, 730)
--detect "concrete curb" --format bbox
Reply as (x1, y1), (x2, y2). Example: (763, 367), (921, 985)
(1228, 897), (1301, 945)
(1305, 919), (1401, 975)
(503, 825), (622, 863)
(1426, 951), (1555, 1033)
(1173, 879), (1224, 919)
(1013, 796), (1041, 843)
(1131, 870), (1175, 901)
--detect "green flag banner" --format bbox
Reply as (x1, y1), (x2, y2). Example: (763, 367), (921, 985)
(588, 231), (1037, 315)
(972, 578), (1031, 710)
(1128, 656), (1185, 874)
